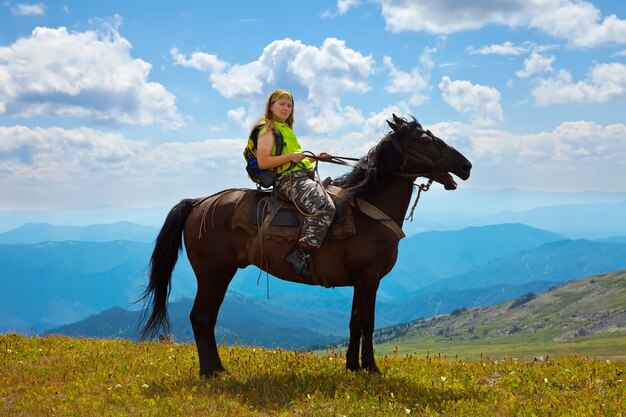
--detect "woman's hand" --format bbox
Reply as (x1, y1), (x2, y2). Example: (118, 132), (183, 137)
(290, 152), (306, 163)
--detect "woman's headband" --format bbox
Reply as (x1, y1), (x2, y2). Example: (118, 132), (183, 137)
(271, 89), (293, 103)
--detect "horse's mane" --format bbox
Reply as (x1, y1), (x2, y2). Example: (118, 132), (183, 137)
(333, 116), (420, 200)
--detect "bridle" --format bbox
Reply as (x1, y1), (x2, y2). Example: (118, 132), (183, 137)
(386, 126), (453, 221)
(308, 124), (452, 222)
(389, 127), (451, 179)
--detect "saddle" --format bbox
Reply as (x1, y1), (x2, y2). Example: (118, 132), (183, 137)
(231, 184), (357, 242)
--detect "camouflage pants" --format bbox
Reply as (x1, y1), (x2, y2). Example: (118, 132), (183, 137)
(276, 170), (335, 248)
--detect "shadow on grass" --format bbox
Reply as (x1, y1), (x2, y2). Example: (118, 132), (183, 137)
(148, 366), (484, 414)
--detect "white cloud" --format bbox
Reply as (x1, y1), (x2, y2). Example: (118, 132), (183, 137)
(172, 37), (374, 135)
(322, 0), (360, 18)
(337, 0), (359, 15)
(0, 125), (147, 182)
(227, 107), (246, 125)
(435, 120), (626, 191)
(170, 47), (228, 74)
(4, 118), (625, 209)
(532, 62), (626, 105)
(530, 1), (626, 48)
(516, 53), (555, 78)
(0, 125), (244, 208)
(383, 48), (434, 105)
(467, 41), (529, 56)
(0, 26), (184, 129)
(11, 2), (45, 16)
(438, 76), (503, 127)
(374, 0), (626, 47)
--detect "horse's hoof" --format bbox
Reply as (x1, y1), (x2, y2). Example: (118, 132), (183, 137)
(200, 367), (228, 378)
(346, 362), (361, 372)
(364, 364), (382, 375)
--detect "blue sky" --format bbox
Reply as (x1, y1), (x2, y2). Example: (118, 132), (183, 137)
(1, 0), (626, 210)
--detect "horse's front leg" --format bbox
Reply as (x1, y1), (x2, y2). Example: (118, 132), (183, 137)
(355, 275), (381, 374)
(346, 289), (361, 371)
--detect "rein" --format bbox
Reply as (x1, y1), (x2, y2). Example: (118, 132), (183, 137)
(305, 127), (445, 224)
(307, 154), (360, 167)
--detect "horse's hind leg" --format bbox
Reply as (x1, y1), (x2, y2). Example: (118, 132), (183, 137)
(346, 289), (362, 371)
(189, 263), (236, 377)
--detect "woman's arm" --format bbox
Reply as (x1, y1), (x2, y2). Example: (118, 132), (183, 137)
(256, 128), (305, 170)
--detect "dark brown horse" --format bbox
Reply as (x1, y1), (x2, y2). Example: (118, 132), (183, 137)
(139, 115), (472, 377)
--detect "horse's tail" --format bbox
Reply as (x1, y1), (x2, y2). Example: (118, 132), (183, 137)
(138, 198), (196, 340)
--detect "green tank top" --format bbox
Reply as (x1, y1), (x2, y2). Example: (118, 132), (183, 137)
(264, 121), (313, 174)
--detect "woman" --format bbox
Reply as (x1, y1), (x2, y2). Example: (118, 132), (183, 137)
(254, 89), (335, 280)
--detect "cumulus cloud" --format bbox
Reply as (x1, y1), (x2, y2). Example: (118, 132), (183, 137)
(516, 53), (555, 78)
(530, 1), (626, 48)
(0, 125), (243, 208)
(322, 0), (360, 18)
(467, 41), (529, 56)
(170, 47), (228, 74)
(438, 76), (503, 126)
(0, 25), (184, 128)
(383, 48), (434, 105)
(11, 2), (45, 16)
(171, 37), (374, 135)
(531, 62), (626, 105)
(226, 107), (246, 125)
(434, 120), (626, 191)
(0, 120), (406, 208)
(374, 0), (626, 47)
(469, 123), (617, 164)
(0, 125), (147, 182)
(3, 117), (625, 208)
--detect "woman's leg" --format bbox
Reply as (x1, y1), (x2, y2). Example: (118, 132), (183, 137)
(276, 171), (335, 277)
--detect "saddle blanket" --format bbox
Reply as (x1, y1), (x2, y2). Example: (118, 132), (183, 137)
(231, 185), (356, 242)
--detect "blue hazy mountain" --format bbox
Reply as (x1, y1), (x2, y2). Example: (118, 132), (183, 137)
(469, 200), (626, 238)
(3, 222), (626, 343)
(386, 223), (564, 292)
(427, 239), (626, 291)
(0, 221), (158, 244)
(400, 189), (626, 237)
(229, 223), (566, 303)
(44, 292), (346, 349)
(0, 240), (195, 333)
(3, 188), (626, 235)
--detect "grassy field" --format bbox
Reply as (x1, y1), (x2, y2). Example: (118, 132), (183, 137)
(375, 332), (626, 363)
(1, 334), (624, 416)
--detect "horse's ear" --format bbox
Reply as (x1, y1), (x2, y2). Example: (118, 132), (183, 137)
(387, 119), (400, 132)
(388, 114), (406, 131)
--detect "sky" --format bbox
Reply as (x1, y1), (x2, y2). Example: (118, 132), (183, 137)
(1, 0), (626, 211)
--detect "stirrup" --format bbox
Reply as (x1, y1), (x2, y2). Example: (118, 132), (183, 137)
(285, 246), (311, 279)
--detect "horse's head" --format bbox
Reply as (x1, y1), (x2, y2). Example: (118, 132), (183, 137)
(386, 114), (472, 190)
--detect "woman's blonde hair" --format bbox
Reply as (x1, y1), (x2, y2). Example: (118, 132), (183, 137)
(254, 89), (294, 132)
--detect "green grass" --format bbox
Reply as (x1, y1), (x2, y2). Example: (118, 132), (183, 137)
(2, 334), (624, 416)
(375, 332), (626, 362)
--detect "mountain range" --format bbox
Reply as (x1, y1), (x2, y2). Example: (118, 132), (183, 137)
(372, 269), (626, 360)
(3, 188), (626, 238)
(3, 218), (625, 349)
(0, 221), (158, 244)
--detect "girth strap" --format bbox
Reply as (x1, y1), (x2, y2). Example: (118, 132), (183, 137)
(354, 198), (406, 240)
